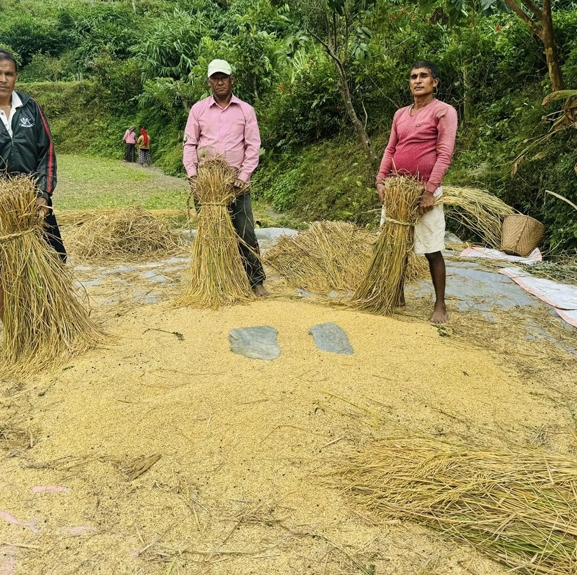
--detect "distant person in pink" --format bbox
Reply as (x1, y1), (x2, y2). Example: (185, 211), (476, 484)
(376, 60), (458, 324)
(183, 59), (267, 296)
(122, 126), (137, 162)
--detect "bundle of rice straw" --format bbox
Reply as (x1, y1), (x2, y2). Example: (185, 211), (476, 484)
(352, 176), (423, 314)
(265, 221), (427, 294)
(65, 206), (178, 261)
(442, 186), (515, 248)
(0, 175), (104, 372)
(334, 438), (577, 575)
(176, 157), (253, 308)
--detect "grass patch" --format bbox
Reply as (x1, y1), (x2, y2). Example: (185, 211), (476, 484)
(55, 154), (189, 211)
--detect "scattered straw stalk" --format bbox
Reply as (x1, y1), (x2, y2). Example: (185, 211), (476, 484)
(176, 157), (253, 308)
(334, 438), (577, 575)
(265, 221), (427, 294)
(0, 175), (104, 372)
(352, 177), (423, 314)
(64, 206), (178, 261)
(441, 186), (515, 248)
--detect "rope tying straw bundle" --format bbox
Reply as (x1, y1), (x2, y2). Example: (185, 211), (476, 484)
(0, 228), (37, 243)
(384, 217), (413, 227)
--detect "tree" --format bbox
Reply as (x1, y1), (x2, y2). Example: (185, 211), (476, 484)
(500, 0), (562, 91)
(420, 0), (563, 91)
(300, 0), (378, 165)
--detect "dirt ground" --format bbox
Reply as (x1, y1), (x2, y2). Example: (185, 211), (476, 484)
(1, 245), (577, 575)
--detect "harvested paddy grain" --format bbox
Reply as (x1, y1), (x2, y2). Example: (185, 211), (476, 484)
(265, 220), (428, 294)
(2, 299), (569, 575)
(333, 438), (577, 575)
(0, 175), (104, 373)
(176, 157), (253, 309)
(64, 206), (179, 261)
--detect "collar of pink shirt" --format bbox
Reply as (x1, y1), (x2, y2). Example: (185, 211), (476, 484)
(208, 94), (242, 110)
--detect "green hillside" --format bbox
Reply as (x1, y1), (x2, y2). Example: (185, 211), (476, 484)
(2, 0), (576, 251)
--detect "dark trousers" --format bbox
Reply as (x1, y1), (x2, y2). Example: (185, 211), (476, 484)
(124, 143), (136, 162)
(228, 192), (265, 288)
(45, 196), (67, 263)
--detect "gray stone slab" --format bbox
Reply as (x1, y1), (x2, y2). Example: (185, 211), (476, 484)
(229, 326), (280, 361)
(309, 323), (353, 355)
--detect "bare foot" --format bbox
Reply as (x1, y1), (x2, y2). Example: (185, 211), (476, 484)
(429, 302), (448, 324)
(253, 284), (269, 297)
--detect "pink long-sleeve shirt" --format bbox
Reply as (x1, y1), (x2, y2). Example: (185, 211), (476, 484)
(123, 129), (137, 144)
(183, 95), (261, 183)
(377, 99), (458, 193)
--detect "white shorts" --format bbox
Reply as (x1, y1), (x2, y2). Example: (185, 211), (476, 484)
(414, 187), (445, 255)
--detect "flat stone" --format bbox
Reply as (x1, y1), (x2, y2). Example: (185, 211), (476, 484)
(229, 326), (280, 361)
(309, 323), (353, 355)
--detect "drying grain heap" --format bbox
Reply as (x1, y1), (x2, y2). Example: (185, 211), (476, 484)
(265, 220), (428, 294)
(352, 177), (423, 314)
(176, 157), (253, 308)
(335, 438), (577, 575)
(64, 206), (178, 261)
(0, 176), (104, 372)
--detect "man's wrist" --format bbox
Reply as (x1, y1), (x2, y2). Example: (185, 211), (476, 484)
(36, 191), (50, 202)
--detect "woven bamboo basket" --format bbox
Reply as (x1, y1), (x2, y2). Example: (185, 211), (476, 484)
(501, 214), (544, 257)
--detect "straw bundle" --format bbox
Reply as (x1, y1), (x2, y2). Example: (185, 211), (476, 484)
(334, 439), (577, 575)
(265, 221), (428, 294)
(0, 175), (104, 372)
(352, 176), (423, 314)
(176, 157), (253, 308)
(265, 221), (373, 293)
(65, 206), (178, 261)
(442, 186), (515, 248)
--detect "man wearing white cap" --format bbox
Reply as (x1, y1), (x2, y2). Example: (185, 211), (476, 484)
(183, 59), (267, 296)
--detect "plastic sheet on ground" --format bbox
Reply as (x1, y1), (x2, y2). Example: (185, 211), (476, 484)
(460, 247), (542, 264)
(500, 267), (577, 328)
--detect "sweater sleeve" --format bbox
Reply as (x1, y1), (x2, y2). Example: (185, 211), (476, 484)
(425, 105), (458, 193)
(376, 112), (400, 183)
(32, 99), (57, 195)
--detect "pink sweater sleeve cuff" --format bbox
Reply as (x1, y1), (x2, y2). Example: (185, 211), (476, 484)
(424, 181), (438, 193)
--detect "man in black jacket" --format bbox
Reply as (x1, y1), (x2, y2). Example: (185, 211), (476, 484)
(0, 49), (66, 316)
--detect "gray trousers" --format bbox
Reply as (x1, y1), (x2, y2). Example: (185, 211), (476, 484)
(228, 192), (266, 288)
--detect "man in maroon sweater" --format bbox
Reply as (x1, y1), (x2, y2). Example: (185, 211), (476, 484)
(376, 61), (458, 324)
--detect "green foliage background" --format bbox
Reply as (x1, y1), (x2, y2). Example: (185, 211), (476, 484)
(1, 0), (576, 252)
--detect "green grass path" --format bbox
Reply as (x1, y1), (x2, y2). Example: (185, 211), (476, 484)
(54, 154), (189, 211)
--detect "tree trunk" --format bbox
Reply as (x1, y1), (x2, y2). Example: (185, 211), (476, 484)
(502, 0), (563, 91)
(462, 66), (472, 125)
(540, 4), (563, 91)
(335, 67), (378, 166)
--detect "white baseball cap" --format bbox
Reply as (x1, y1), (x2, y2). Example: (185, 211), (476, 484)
(207, 59), (232, 78)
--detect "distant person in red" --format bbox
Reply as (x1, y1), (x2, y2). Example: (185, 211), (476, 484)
(137, 128), (151, 167)
(122, 126), (137, 162)
(376, 60), (458, 324)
